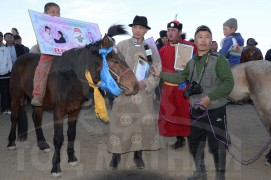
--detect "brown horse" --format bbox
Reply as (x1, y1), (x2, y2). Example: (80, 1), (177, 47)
(7, 25), (138, 177)
(229, 60), (271, 165)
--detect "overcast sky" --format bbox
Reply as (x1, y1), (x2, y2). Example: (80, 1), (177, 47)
(1, 0), (270, 56)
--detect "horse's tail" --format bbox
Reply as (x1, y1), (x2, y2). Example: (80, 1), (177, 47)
(107, 24), (129, 37)
(17, 105), (28, 141)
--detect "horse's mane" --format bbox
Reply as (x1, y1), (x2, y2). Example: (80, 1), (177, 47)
(51, 43), (102, 83)
(51, 24), (129, 104)
(107, 24), (129, 37)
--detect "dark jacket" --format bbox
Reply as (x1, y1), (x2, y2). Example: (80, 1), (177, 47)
(265, 49), (271, 61)
(156, 38), (164, 50)
(54, 37), (66, 43)
(219, 33), (244, 66)
(240, 48), (263, 63)
(14, 44), (26, 57)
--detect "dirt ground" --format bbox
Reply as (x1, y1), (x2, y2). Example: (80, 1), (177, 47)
(0, 100), (271, 180)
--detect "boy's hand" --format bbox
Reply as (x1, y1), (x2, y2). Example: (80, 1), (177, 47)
(200, 96), (211, 107)
(151, 66), (160, 77)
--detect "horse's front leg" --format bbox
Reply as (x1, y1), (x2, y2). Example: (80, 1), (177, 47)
(32, 107), (50, 152)
(51, 111), (64, 178)
(67, 111), (79, 166)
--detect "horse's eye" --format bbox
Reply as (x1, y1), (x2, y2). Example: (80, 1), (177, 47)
(111, 58), (119, 63)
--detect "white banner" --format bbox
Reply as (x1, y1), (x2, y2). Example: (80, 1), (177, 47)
(174, 43), (194, 71)
(29, 10), (102, 56)
(145, 37), (159, 56)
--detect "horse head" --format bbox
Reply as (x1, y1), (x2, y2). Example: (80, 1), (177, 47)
(98, 24), (138, 96)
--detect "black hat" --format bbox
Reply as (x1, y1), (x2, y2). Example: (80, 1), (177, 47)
(159, 30), (167, 38)
(0, 32), (3, 37)
(167, 21), (183, 30)
(129, 15), (151, 29)
(247, 38), (258, 46)
(194, 25), (212, 37)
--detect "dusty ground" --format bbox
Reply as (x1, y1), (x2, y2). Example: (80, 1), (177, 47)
(0, 100), (271, 180)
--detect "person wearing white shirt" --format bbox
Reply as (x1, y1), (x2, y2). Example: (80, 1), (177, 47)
(0, 32), (13, 114)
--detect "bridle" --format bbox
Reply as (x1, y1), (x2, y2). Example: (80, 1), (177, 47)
(108, 67), (131, 88)
(81, 37), (133, 90)
(103, 39), (132, 89)
(79, 49), (132, 91)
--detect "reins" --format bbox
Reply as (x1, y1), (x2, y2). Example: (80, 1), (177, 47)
(159, 98), (271, 165)
(190, 100), (271, 165)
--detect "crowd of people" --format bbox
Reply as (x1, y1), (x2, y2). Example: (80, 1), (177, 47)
(0, 30), (29, 114)
(2, 2), (271, 180)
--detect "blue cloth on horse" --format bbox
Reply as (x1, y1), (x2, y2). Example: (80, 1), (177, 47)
(98, 47), (123, 96)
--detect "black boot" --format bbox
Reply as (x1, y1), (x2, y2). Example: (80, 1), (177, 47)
(134, 151), (145, 169)
(186, 153), (207, 180)
(213, 149), (226, 180)
(170, 136), (186, 149)
(110, 153), (121, 170)
(266, 149), (271, 166)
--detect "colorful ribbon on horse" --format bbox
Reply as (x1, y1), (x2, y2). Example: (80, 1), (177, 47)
(85, 70), (109, 122)
(98, 47), (123, 96)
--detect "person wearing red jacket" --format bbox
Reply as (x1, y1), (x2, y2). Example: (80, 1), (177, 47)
(158, 20), (197, 149)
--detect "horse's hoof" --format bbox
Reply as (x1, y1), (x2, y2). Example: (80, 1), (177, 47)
(7, 146), (16, 150)
(51, 172), (62, 178)
(43, 148), (50, 153)
(38, 141), (50, 152)
(68, 154), (78, 166)
(7, 141), (16, 150)
(51, 164), (61, 178)
(68, 161), (78, 167)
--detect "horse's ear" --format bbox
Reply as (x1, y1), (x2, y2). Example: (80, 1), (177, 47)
(101, 33), (111, 49)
